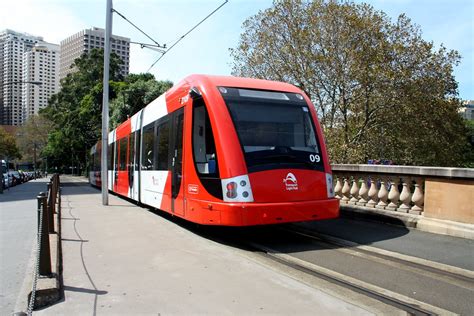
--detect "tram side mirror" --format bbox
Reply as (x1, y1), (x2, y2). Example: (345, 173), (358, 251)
(189, 87), (202, 100)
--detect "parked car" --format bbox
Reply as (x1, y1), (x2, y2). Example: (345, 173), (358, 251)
(9, 171), (21, 186)
(2, 173), (9, 189)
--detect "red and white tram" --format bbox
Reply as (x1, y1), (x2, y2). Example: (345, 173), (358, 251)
(90, 75), (339, 226)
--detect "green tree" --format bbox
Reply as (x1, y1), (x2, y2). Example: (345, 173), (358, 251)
(16, 114), (52, 169)
(463, 120), (474, 167)
(0, 127), (21, 160)
(42, 48), (123, 172)
(230, 0), (469, 167)
(110, 73), (172, 128)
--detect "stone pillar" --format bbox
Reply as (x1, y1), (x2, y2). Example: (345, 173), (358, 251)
(334, 175), (343, 200)
(341, 175), (351, 203)
(398, 177), (412, 213)
(357, 175), (369, 206)
(349, 176), (360, 205)
(410, 178), (424, 215)
(376, 177), (389, 209)
(366, 177), (379, 208)
(387, 177), (400, 211)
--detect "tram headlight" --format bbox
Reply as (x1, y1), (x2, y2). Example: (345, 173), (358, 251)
(222, 175), (254, 202)
(226, 182), (238, 199)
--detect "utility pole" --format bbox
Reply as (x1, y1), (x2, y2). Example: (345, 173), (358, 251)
(101, 0), (113, 205)
(33, 142), (37, 177)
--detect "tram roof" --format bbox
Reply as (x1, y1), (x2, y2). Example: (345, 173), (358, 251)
(176, 74), (302, 94)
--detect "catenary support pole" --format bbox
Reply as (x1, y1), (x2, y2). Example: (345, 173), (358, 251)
(101, 0), (113, 205)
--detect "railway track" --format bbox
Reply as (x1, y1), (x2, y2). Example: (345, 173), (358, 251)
(198, 224), (472, 315)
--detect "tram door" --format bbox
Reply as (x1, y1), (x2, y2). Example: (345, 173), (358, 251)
(170, 108), (184, 215)
(116, 136), (129, 196)
(128, 131), (138, 200)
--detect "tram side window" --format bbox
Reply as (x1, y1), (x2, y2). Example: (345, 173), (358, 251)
(156, 120), (170, 170)
(193, 99), (218, 176)
(107, 144), (114, 170)
(129, 132), (135, 170)
(114, 141), (118, 171)
(141, 123), (155, 170)
(93, 151), (100, 171)
(97, 152), (101, 171)
(119, 137), (128, 171)
(134, 130), (141, 171)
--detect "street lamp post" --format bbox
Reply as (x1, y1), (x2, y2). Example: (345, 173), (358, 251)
(101, 0), (113, 205)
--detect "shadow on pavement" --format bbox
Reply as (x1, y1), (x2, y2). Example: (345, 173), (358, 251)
(0, 180), (50, 203)
(144, 206), (410, 256)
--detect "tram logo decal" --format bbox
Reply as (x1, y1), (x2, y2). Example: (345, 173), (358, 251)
(283, 173), (298, 191)
(188, 184), (199, 194)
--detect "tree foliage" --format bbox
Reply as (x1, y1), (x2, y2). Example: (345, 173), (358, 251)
(41, 48), (123, 171)
(42, 49), (173, 172)
(110, 73), (172, 128)
(230, 0), (470, 167)
(0, 127), (21, 160)
(16, 114), (52, 166)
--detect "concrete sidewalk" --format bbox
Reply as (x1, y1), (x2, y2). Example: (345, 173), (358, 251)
(34, 176), (379, 315)
(0, 177), (51, 315)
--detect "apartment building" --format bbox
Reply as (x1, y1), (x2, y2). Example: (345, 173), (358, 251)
(60, 27), (130, 80)
(459, 100), (474, 121)
(0, 29), (43, 125)
(22, 42), (60, 122)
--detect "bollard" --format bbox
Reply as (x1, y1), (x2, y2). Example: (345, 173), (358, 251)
(37, 192), (52, 276)
(46, 183), (55, 233)
(51, 179), (57, 213)
(58, 186), (61, 214)
(54, 175), (59, 211)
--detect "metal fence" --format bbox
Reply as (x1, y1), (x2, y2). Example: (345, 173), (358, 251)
(27, 174), (61, 314)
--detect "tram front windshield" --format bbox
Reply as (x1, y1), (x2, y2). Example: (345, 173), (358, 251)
(219, 87), (324, 172)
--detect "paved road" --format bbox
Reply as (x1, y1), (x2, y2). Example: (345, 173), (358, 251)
(0, 178), (49, 315)
(295, 217), (474, 270)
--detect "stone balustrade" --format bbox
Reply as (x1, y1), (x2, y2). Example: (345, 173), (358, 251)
(331, 165), (474, 223)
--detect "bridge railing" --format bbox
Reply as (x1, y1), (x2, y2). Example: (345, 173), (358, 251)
(331, 164), (474, 224)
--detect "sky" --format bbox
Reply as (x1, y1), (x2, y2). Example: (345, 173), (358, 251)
(1, 0), (473, 100)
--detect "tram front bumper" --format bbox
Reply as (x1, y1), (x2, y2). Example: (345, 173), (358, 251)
(189, 198), (340, 226)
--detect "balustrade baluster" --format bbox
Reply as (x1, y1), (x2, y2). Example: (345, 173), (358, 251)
(357, 175), (369, 206)
(349, 176), (360, 205)
(398, 177), (412, 212)
(410, 178), (424, 215)
(387, 177), (400, 211)
(366, 177), (379, 208)
(376, 177), (389, 209)
(334, 175), (343, 199)
(341, 175), (351, 203)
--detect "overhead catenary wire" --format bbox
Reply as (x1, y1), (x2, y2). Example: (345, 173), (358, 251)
(113, 8), (165, 49)
(130, 41), (166, 53)
(147, 0), (229, 72)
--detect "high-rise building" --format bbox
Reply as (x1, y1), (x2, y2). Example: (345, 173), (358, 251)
(60, 27), (130, 80)
(22, 42), (60, 122)
(0, 29), (43, 125)
(459, 100), (474, 121)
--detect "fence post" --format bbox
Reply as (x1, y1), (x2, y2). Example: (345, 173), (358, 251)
(47, 183), (55, 233)
(37, 192), (52, 276)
